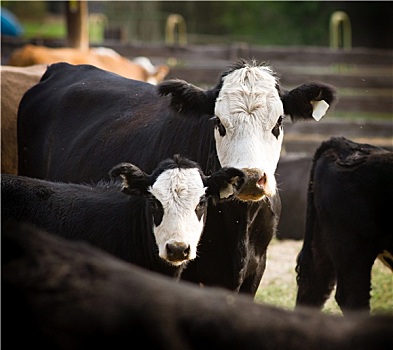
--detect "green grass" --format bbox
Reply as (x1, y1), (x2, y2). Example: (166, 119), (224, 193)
(19, 20), (105, 43)
(370, 260), (393, 314)
(255, 239), (393, 316)
(21, 21), (66, 39)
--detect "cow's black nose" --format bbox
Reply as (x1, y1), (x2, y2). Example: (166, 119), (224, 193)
(166, 242), (190, 261)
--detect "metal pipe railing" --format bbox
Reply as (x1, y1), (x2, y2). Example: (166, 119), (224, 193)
(330, 11), (352, 51)
(165, 14), (187, 46)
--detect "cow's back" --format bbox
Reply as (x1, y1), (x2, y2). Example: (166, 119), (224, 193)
(1, 173), (167, 269)
(312, 138), (393, 242)
(1, 174), (134, 240)
(17, 63), (166, 181)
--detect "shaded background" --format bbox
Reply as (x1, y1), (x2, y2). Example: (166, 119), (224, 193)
(2, 1), (392, 48)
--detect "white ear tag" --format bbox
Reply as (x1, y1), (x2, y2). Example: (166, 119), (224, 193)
(311, 100), (329, 121)
(220, 183), (234, 199)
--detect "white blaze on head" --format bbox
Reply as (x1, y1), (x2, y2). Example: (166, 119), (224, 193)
(149, 167), (207, 265)
(214, 63), (284, 197)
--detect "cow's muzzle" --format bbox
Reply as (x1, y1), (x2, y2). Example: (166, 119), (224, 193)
(237, 168), (268, 201)
(166, 241), (190, 263)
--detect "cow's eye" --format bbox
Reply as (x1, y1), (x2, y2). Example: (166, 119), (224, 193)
(149, 197), (164, 226)
(272, 116), (284, 139)
(195, 196), (207, 220)
(213, 116), (226, 137)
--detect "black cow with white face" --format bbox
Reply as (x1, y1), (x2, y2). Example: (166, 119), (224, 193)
(17, 59), (336, 294)
(295, 137), (393, 314)
(2, 155), (245, 278)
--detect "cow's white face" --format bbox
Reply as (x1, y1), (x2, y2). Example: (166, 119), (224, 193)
(149, 167), (207, 266)
(214, 65), (284, 201)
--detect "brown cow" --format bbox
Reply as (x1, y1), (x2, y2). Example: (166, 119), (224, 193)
(7, 44), (169, 84)
(1, 64), (47, 174)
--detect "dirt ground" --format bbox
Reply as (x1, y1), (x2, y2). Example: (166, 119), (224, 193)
(257, 238), (392, 314)
(261, 238), (303, 286)
(255, 238), (307, 311)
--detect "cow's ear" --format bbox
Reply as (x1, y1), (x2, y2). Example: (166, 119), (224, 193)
(280, 83), (337, 122)
(109, 163), (149, 196)
(157, 79), (218, 116)
(205, 167), (246, 204)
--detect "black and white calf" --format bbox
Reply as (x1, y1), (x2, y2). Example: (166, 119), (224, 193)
(18, 59), (336, 294)
(295, 137), (393, 314)
(2, 155), (245, 278)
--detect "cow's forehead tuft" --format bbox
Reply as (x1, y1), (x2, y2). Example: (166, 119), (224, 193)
(222, 64), (278, 91)
(150, 167), (205, 205)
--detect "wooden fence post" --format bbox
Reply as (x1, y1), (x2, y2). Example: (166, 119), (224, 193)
(66, 0), (89, 51)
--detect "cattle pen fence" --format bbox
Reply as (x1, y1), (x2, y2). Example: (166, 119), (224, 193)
(2, 37), (392, 153)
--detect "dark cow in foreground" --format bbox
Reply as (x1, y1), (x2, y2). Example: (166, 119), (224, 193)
(17, 60), (336, 294)
(296, 137), (393, 314)
(2, 155), (245, 278)
(2, 223), (393, 350)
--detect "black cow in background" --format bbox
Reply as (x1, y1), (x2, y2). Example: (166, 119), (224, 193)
(2, 223), (393, 350)
(296, 137), (393, 314)
(2, 155), (245, 278)
(17, 59), (336, 295)
(275, 153), (312, 240)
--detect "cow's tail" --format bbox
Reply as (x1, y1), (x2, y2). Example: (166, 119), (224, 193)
(295, 174), (316, 289)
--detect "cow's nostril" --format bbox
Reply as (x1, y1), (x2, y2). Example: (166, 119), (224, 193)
(166, 242), (190, 261)
(257, 173), (267, 188)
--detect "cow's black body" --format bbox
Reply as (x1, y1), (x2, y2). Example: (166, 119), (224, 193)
(18, 64), (215, 181)
(1, 174), (183, 277)
(2, 223), (393, 350)
(295, 137), (393, 314)
(17, 62), (335, 294)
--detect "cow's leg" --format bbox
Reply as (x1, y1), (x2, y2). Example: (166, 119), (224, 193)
(296, 249), (336, 309)
(295, 222), (336, 309)
(334, 255), (374, 315)
(239, 253), (267, 295)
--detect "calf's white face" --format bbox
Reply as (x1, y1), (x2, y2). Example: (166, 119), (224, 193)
(149, 167), (207, 266)
(110, 157), (245, 267)
(214, 65), (284, 201)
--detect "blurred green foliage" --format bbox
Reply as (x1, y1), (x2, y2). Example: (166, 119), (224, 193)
(1, 0), (48, 20)
(219, 1), (330, 46)
(2, 1), (391, 48)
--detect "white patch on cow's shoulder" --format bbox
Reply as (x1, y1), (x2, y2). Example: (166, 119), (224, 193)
(214, 64), (283, 197)
(149, 167), (206, 265)
(91, 47), (121, 58)
(132, 56), (156, 74)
